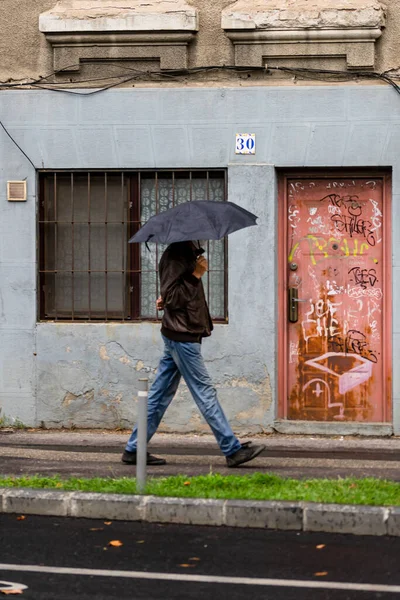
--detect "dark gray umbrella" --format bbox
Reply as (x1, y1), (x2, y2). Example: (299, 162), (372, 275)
(128, 200), (257, 244)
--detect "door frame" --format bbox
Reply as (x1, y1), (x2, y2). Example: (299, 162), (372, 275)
(277, 169), (392, 422)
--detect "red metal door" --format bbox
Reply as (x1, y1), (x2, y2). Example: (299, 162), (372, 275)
(279, 173), (391, 422)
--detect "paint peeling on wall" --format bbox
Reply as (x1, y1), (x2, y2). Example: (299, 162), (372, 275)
(35, 322), (272, 431)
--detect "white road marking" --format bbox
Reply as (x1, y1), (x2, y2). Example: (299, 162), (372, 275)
(0, 563), (400, 594)
(0, 580), (28, 592)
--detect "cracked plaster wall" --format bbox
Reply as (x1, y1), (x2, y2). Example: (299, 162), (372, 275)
(36, 322), (273, 431)
(35, 164), (275, 431)
(2, 0), (400, 81)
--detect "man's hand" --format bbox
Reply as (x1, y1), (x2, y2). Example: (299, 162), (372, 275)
(156, 296), (164, 311)
(193, 256), (208, 279)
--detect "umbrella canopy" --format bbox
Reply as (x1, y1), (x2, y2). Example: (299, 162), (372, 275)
(129, 200), (257, 245)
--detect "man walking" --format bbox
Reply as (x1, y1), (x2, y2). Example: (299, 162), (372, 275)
(122, 241), (266, 467)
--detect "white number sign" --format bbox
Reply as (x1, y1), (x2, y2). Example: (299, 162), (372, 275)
(235, 133), (256, 155)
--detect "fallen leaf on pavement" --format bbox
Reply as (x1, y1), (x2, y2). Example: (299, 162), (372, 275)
(314, 572), (328, 577)
(16, 516), (26, 521)
(316, 545), (326, 550)
(179, 564), (196, 568)
(104, 522), (112, 526)
(108, 540), (123, 547)
(89, 528), (104, 532)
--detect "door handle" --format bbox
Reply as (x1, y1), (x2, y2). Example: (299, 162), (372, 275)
(288, 288), (309, 322)
(288, 288), (298, 323)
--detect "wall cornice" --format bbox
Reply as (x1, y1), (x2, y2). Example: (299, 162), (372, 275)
(39, 1), (198, 72)
(222, 1), (386, 70)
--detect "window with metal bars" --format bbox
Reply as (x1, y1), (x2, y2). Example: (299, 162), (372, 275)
(38, 170), (228, 322)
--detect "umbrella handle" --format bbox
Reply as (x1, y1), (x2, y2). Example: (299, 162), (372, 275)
(194, 240), (205, 256)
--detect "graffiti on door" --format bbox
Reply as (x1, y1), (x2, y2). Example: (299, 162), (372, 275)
(285, 177), (389, 422)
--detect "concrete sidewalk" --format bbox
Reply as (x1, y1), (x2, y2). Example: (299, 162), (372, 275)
(1, 429), (400, 480)
(1, 430), (400, 537)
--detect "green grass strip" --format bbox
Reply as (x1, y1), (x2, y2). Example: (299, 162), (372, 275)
(0, 473), (400, 506)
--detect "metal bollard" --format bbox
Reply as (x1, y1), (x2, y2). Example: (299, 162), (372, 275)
(136, 378), (148, 494)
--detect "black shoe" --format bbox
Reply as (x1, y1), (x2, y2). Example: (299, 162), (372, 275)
(226, 442), (266, 468)
(121, 450), (166, 465)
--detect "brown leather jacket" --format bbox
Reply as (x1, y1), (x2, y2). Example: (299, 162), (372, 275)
(160, 242), (213, 343)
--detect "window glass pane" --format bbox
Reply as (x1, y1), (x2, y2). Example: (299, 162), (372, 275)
(208, 238), (225, 318)
(107, 224), (124, 271)
(89, 173), (106, 222)
(90, 272), (106, 315)
(140, 177), (157, 222)
(209, 269), (225, 318)
(107, 173), (125, 222)
(90, 224), (106, 271)
(43, 223), (56, 271)
(42, 272), (55, 318)
(175, 178), (192, 205)
(74, 224), (89, 271)
(73, 174), (89, 222)
(107, 273), (125, 316)
(56, 174), (73, 222)
(158, 176), (174, 213)
(56, 273), (73, 315)
(73, 273), (90, 315)
(40, 172), (128, 319)
(141, 269), (158, 318)
(209, 175), (225, 201)
(192, 177), (207, 201)
(139, 172), (226, 320)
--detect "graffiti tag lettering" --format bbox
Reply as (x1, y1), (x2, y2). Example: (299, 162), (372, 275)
(288, 205), (300, 228)
(288, 235), (370, 265)
(319, 194), (376, 246)
(302, 298), (342, 343)
(328, 330), (377, 363)
(348, 267), (378, 289)
(369, 198), (383, 244)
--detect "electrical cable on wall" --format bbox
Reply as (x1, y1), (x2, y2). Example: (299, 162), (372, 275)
(0, 120), (36, 169)
(1, 64), (400, 95)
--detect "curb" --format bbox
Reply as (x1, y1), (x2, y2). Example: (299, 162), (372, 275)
(1, 488), (399, 537)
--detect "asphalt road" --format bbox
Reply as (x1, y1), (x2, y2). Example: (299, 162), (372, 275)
(1, 514), (400, 599)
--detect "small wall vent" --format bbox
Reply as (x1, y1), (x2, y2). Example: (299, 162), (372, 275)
(7, 181), (27, 202)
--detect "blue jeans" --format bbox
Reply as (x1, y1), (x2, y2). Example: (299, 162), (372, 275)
(125, 336), (241, 457)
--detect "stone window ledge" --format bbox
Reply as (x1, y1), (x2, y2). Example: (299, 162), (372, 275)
(39, 1), (198, 72)
(222, 1), (386, 70)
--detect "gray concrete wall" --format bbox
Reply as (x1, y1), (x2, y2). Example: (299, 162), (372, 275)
(0, 84), (399, 434)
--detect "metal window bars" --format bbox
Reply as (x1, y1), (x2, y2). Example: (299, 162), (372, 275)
(38, 170), (228, 322)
